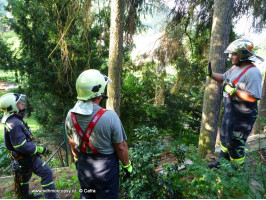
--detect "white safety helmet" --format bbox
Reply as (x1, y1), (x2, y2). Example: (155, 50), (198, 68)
(0, 93), (26, 123)
(224, 38), (264, 62)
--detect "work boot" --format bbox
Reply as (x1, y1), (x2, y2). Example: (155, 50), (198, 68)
(208, 151), (230, 169)
(208, 160), (220, 168)
(28, 193), (43, 199)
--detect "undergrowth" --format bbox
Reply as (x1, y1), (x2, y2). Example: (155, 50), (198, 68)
(120, 126), (265, 199)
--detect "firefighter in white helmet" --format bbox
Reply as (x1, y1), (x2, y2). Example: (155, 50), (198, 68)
(0, 93), (57, 199)
(65, 69), (132, 198)
(207, 38), (263, 170)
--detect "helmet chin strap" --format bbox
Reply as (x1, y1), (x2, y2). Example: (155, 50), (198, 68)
(236, 61), (242, 66)
(19, 108), (26, 114)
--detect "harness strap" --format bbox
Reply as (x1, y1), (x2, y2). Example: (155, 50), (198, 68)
(230, 66), (237, 74)
(71, 108), (107, 154)
(228, 65), (255, 98)
(10, 152), (24, 161)
(232, 65), (255, 87)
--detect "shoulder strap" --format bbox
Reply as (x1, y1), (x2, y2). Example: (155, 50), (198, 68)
(232, 65), (255, 87)
(71, 113), (84, 139)
(71, 108), (107, 153)
(230, 66), (237, 74)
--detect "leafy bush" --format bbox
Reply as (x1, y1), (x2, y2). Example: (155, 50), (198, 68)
(120, 129), (265, 199)
(119, 126), (186, 198)
(181, 146), (265, 199)
(120, 71), (201, 146)
(0, 136), (11, 175)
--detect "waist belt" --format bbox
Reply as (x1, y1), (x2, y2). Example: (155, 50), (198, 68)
(71, 108), (107, 154)
(10, 152), (24, 161)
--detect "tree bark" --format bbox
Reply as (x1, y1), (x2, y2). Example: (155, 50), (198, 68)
(198, 0), (234, 158)
(106, 0), (125, 116)
(251, 74), (266, 135)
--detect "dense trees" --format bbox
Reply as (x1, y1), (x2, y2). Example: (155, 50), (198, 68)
(2, 0), (111, 143)
(0, 0), (265, 155)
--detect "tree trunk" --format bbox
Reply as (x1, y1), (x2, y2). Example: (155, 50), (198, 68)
(197, 0), (234, 158)
(155, 64), (166, 106)
(106, 0), (125, 116)
(251, 74), (266, 135)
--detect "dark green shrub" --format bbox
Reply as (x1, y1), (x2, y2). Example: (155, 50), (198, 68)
(119, 126), (186, 199)
(0, 136), (11, 175)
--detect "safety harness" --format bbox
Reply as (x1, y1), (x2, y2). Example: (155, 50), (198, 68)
(71, 108), (107, 154)
(229, 65), (255, 87)
(228, 65), (255, 98)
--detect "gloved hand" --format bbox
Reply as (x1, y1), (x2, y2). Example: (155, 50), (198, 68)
(36, 146), (51, 156)
(223, 82), (237, 96)
(207, 62), (213, 77)
(122, 161), (133, 180)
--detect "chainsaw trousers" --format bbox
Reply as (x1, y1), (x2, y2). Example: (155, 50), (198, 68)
(77, 151), (119, 199)
(18, 156), (56, 199)
(220, 97), (257, 161)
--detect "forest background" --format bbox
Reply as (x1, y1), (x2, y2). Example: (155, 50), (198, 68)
(0, 0), (265, 198)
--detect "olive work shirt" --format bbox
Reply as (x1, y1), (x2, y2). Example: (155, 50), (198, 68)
(65, 104), (127, 155)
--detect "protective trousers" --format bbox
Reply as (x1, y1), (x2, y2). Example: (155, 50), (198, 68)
(18, 156), (56, 199)
(220, 97), (257, 165)
(77, 151), (119, 199)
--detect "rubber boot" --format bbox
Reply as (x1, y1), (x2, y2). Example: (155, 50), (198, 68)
(208, 151), (230, 169)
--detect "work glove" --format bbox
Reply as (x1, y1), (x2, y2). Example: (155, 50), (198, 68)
(36, 146), (51, 156)
(207, 62), (213, 77)
(122, 161), (133, 180)
(223, 82), (237, 96)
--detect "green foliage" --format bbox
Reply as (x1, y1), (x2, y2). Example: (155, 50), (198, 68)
(55, 170), (80, 198)
(181, 146), (265, 199)
(3, 0), (114, 146)
(0, 70), (16, 83)
(120, 129), (265, 199)
(55, 171), (74, 189)
(120, 70), (201, 145)
(4, 190), (14, 199)
(119, 126), (186, 198)
(0, 135), (11, 175)
(0, 36), (12, 68)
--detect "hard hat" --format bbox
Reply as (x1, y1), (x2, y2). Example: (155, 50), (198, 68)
(76, 69), (111, 101)
(0, 93), (26, 123)
(224, 38), (264, 62)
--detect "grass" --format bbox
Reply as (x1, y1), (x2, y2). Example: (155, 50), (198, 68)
(0, 70), (16, 83)
(0, 116), (41, 138)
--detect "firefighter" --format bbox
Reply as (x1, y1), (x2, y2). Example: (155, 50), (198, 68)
(65, 69), (132, 199)
(207, 38), (263, 170)
(0, 93), (57, 199)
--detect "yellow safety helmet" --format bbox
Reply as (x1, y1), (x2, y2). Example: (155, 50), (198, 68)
(76, 69), (111, 101)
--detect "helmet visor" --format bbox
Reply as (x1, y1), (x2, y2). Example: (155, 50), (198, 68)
(17, 94), (26, 103)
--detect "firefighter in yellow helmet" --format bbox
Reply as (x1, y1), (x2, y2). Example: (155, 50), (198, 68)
(65, 69), (132, 198)
(207, 39), (263, 170)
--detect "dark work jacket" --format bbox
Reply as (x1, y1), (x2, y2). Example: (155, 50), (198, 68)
(4, 115), (37, 158)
